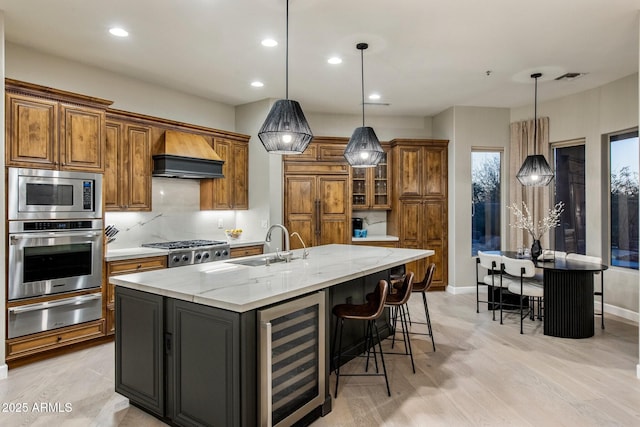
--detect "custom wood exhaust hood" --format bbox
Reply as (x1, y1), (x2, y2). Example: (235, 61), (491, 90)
(152, 130), (224, 179)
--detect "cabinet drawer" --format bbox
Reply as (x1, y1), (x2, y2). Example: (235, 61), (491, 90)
(230, 245), (264, 258)
(6, 319), (105, 360)
(108, 256), (168, 276)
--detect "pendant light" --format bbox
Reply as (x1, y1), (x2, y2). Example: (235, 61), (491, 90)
(516, 73), (554, 186)
(258, 0), (313, 154)
(343, 42), (385, 168)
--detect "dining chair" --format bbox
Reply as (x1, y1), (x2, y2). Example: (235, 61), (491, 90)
(566, 253), (605, 329)
(502, 256), (544, 334)
(476, 251), (512, 321)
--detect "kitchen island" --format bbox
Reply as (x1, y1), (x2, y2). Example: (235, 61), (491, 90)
(112, 244), (433, 427)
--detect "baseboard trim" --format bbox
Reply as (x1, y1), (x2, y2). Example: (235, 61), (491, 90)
(0, 364), (8, 380)
(446, 286), (639, 324)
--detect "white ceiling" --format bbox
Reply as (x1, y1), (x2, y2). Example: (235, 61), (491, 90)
(0, 0), (638, 117)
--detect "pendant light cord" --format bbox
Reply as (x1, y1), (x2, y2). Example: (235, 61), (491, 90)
(531, 72), (541, 148)
(361, 47), (365, 126)
(285, 0), (289, 100)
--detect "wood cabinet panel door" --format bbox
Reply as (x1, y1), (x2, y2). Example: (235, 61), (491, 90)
(318, 176), (350, 245)
(285, 175), (316, 249)
(212, 139), (233, 209)
(6, 93), (58, 167)
(232, 141), (248, 209)
(59, 104), (105, 172)
(104, 121), (123, 209)
(125, 125), (152, 210)
(397, 146), (422, 197)
(424, 146), (447, 197)
(399, 199), (423, 245)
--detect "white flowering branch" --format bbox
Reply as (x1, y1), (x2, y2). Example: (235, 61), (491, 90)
(508, 201), (564, 240)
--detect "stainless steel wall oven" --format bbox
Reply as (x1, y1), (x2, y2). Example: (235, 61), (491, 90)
(8, 219), (104, 301)
(7, 168), (104, 338)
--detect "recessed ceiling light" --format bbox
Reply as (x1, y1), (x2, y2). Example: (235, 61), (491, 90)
(327, 57), (342, 65)
(251, 81), (264, 88)
(109, 27), (129, 37)
(261, 39), (278, 47)
(368, 93), (381, 100)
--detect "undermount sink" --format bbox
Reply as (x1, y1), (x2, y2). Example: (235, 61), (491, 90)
(228, 256), (299, 267)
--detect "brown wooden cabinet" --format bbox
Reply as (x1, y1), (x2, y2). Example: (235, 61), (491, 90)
(229, 244), (264, 258)
(105, 256), (168, 335)
(5, 79), (111, 172)
(200, 136), (249, 210)
(105, 113), (152, 211)
(352, 146), (391, 210)
(387, 139), (448, 290)
(5, 319), (105, 362)
(284, 138), (352, 248)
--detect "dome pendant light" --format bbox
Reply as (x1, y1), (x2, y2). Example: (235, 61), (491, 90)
(258, 0), (313, 154)
(516, 73), (554, 186)
(343, 42), (384, 168)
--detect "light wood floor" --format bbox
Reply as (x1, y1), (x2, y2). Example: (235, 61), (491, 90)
(0, 292), (638, 426)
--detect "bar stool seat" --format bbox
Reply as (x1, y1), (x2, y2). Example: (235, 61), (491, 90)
(332, 279), (391, 398)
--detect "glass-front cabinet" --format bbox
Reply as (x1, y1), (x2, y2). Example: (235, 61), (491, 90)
(351, 149), (391, 210)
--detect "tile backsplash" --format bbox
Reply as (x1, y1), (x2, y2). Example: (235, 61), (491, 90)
(105, 177), (236, 248)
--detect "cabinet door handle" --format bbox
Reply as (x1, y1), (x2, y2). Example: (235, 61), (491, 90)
(164, 332), (172, 355)
(315, 200), (321, 237)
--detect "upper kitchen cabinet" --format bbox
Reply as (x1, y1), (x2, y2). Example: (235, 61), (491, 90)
(282, 136), (349, 163)
(352, 144), (391, 210)
(105, 112), (152, 211)
(200, 135), (250, 210)
(5, 79), (112, 172)
(393, 138), (448, 198)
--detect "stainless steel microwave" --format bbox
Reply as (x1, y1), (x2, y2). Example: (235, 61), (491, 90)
(8, 168), (102, 220)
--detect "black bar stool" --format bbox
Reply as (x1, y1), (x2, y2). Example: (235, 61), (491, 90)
(407, 263), (437, 352)
(331, 279), (391, 398)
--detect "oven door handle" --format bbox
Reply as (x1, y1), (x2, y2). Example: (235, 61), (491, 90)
(10, 231), (101, 243)
(8, 293), (102, 314)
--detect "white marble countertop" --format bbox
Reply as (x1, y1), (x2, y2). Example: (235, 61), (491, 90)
(106, 239), (265, 262)
(111, 244), (433, 313)
(352, 235), (399, 242)
(105, 247), (169, 262)
(228, 239), (265, 248)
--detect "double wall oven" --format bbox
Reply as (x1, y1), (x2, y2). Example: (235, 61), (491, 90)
(7, 168), (104, 339)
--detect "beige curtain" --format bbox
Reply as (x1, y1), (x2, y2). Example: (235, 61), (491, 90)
(509, 116), (551, 250)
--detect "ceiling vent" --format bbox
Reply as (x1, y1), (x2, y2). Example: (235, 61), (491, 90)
(555, 72), (586, 81)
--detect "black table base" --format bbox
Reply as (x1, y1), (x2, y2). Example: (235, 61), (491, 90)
(544, 270), (595, 338)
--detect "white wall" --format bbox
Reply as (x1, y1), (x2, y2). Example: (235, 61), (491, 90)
(511, 74), (639, 315)
(433, 106), (511, 292)
(6, 43), (235, 130)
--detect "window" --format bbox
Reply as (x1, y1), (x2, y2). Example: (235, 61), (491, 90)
(553, 143), (586, 254)
(471, 150), (502, 256)
(610, 130), (639, 269)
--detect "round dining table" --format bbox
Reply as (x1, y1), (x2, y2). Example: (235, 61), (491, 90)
(492, 252), (608, 338)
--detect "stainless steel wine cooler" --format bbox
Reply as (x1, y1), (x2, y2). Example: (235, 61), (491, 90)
(259, 291), (326, 427)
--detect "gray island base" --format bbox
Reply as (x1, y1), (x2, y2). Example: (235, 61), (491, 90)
(112, 244), (433, 426)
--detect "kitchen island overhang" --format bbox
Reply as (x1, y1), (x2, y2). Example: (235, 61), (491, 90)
(112, 244), (434, 427)
(111, 244), (434, 313)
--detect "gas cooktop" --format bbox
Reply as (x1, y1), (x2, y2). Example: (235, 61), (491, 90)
(141, 240), (230, 267)
(141, 240), (227, 250)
